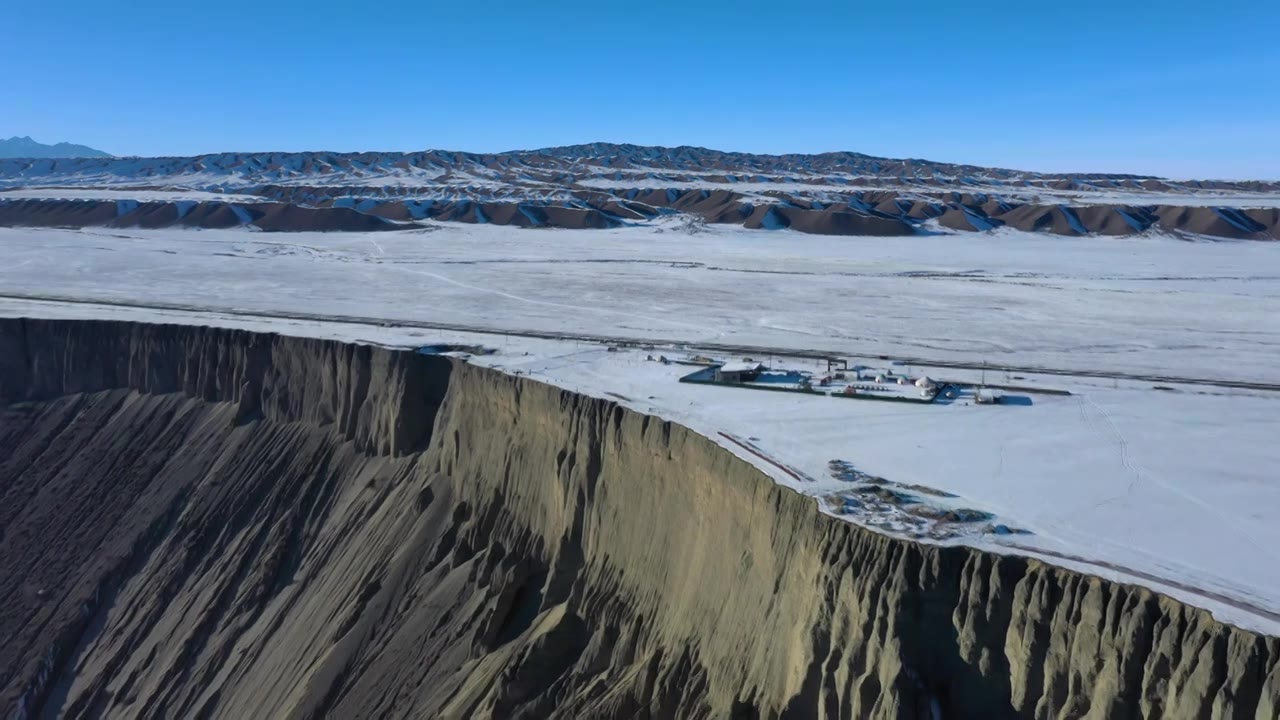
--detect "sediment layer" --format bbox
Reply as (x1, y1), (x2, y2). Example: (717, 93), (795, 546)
(1, 318), (1277, 719)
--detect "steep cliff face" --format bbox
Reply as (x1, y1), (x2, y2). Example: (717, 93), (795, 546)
(1, 318), (1277, 719)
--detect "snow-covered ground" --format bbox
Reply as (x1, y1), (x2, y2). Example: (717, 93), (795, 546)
(1040, 191), (1280, 208)
(1, 222), (1279, 635)
(0, 188), (266, 202)
(1, 223), (1277, 383)
(577, 176), (1280, 209)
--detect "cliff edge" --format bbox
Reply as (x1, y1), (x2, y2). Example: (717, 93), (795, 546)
(1, 318), (1276, 719)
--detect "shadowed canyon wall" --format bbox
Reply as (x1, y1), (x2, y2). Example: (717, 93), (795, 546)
(1, 318), (1277, 719)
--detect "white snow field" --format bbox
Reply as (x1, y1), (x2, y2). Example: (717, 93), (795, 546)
(2, 222), (1279, 634)
(0, 188), (266, 202)
(1, 222), (1277, 382)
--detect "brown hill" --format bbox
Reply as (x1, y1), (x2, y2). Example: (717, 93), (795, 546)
(0, 198), (120, 227)
(0, 199), (404, 232)
(1155, 206), (1270, 239)
(3, 193), (1276, 239)
(252, 203), (395, 232)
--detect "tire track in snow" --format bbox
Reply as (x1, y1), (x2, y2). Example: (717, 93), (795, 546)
(1074, 394), (1265, 552)
(1078, 395), (1140, 494)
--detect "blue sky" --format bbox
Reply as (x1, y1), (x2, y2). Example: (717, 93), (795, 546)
(2, 0), (1277, 177)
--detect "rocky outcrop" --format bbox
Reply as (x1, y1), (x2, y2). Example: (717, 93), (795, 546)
(1, 318), (1277, 719)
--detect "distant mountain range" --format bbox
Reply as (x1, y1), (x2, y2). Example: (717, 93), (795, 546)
(0, 136), (110, 159)
(0, 143), (1276, 239)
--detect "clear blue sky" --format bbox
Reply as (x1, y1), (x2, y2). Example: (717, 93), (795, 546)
(2, 0), (1277, 178)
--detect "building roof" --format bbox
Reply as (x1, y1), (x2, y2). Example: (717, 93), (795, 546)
(719, 360), (766, 373)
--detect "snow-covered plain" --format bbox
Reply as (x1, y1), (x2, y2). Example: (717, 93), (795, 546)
(1, 222), (1277, 383)
(0, 188), (266, 202)
(578, 176), (1280, 208)
(2, 222), (1279, 634)
(1040, 191), (1280, 208)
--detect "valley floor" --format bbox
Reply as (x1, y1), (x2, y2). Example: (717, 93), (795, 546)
(2, 222), (1278, 635)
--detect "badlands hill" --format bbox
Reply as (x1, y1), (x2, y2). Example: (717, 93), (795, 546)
(2, 318), (1278, 719)
(0, 144), (1276, 238)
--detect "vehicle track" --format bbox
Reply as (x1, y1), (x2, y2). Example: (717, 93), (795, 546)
(1077, 395), (1140, 493)
(1073, 394), (1266, 553)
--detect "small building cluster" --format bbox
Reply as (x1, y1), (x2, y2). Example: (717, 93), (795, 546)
(678, 354), (1015, 407)
(713, 360), (766, 384)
